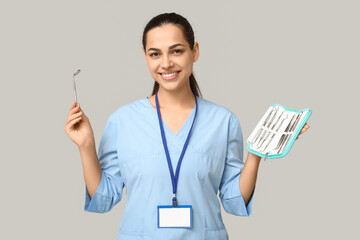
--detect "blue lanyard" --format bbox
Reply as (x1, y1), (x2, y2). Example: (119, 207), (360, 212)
(155, 89), (198, 207)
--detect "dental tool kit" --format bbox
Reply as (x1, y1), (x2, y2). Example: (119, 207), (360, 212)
(247, 104), (312, 160)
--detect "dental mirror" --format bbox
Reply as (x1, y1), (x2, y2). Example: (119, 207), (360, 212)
(73, 69), (81, 104)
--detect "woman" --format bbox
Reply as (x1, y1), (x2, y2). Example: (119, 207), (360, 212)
(64, 12), (309, 240)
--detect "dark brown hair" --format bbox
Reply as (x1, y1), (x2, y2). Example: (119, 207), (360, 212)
(142, 12), (202, 97)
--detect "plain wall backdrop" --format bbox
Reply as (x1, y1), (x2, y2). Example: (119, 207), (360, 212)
(1, 0), (358, 239)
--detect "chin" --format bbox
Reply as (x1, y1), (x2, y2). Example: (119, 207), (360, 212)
(160, 83), (189, 93)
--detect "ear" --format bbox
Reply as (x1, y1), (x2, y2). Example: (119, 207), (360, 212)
(192, 42), (199, 62)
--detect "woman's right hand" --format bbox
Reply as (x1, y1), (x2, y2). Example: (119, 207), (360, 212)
(64, 102), (95, 148)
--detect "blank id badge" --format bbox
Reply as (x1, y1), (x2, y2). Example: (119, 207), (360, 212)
(157, 205), (192, 228)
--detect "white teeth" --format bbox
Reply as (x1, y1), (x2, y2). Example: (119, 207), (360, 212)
(162, 72), (178, 77)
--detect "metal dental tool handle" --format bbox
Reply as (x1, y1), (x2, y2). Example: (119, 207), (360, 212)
(257, 109), (286, 149)
(277, 113), (300, 154)
(255, 106), (279, 147)
(275, 114), (296, 150)
(278, 112), (303, 154)
(252, 107), (276, 146)
(73, 69), (81, 104)
(261, 113), (288, 152)
(276, 113), (300, 153)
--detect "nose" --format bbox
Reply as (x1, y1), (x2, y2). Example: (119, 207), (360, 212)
(161, 54), (173, 69)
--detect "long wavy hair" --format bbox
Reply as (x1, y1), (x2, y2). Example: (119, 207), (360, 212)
(142, 12), (202, 97)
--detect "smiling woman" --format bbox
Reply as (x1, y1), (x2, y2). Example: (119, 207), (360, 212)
(63, 12), (309, 240)
(142, 13), (201, 98)
(143, 23), (199, 104)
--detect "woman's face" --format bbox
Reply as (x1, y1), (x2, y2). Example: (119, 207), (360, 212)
(143, 24), (199, 93)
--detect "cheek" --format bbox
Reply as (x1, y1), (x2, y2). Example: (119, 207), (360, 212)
(183, 59), (194, 73)
(176, 56), (192, 71)
(146, 62), (157, 73)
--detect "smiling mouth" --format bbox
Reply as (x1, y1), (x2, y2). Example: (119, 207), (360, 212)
(159, 71), (180, 77)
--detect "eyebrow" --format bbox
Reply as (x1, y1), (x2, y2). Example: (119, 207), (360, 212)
(147, 43), (186, 52)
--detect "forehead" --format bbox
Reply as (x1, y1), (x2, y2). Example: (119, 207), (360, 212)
(146, 24), (188, 50)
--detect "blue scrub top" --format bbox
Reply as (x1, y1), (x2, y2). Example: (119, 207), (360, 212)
(84, 96), (254, 240)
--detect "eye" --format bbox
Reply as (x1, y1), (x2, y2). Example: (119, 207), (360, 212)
(149, 52), (159, 57)
(173, 49), (182, 54)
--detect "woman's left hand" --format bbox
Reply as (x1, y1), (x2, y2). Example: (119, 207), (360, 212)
(296, 123), (310, 140)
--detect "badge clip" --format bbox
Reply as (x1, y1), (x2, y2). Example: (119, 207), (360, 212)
(172, 193), (178, 207)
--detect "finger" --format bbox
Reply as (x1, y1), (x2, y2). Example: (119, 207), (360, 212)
(300, 124), (310, 133)
(70, 101), (76, 110)
(64, 116), (82, 132)
(68, 110), (83, 123)
(67, 116), (83, 130)
(303, 125), (310, 132)
(69, 103), (81, 115)
(66, 111), (83, 125)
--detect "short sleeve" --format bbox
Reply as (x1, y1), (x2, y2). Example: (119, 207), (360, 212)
(219, 113), (254, 216)
(84, 115), (125, 213)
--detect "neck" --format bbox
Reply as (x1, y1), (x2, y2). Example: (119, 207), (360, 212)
(156, 85), (196, 109)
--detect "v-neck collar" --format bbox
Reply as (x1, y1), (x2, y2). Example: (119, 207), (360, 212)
(144, 96), (199, 141)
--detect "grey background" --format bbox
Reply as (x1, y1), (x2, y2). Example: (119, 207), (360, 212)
(1, 0), (358, 239)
